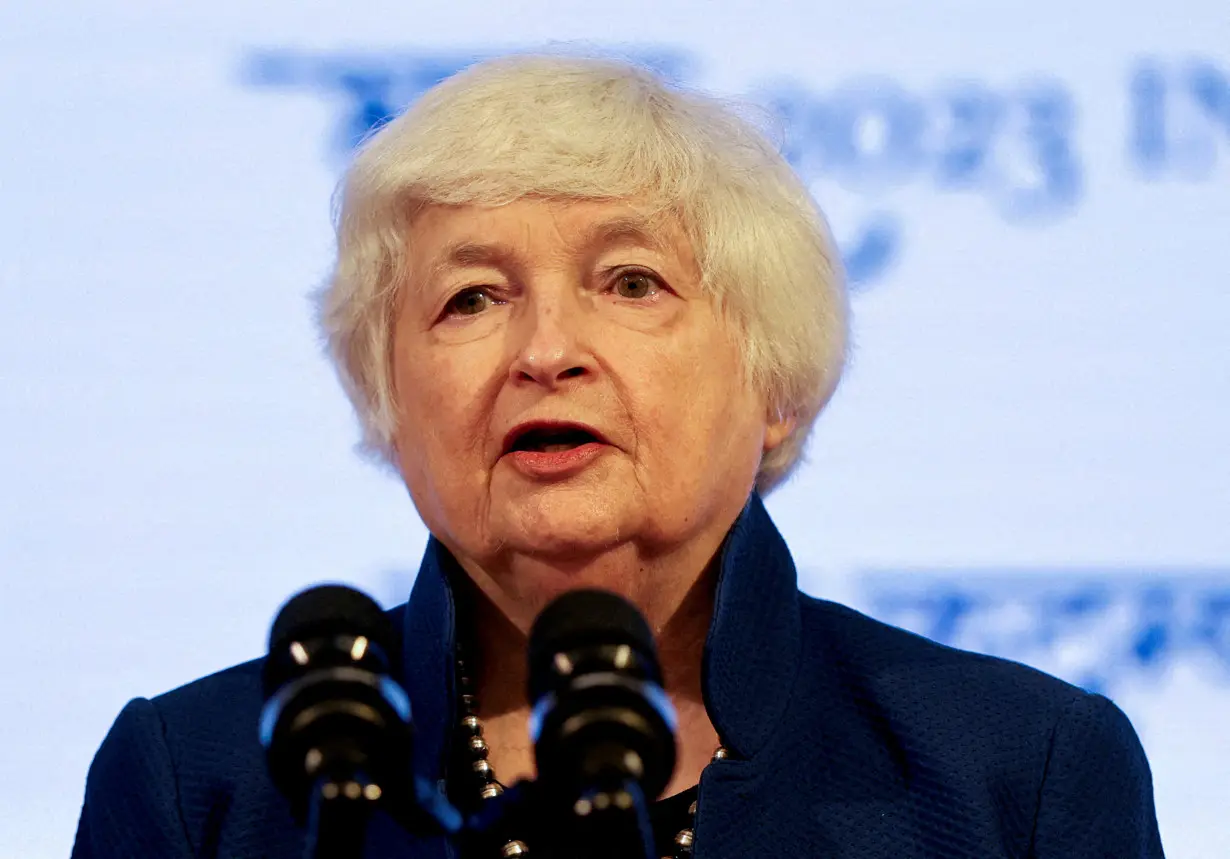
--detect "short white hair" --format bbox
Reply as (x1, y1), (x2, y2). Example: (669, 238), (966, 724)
(318, 53), (848, 492)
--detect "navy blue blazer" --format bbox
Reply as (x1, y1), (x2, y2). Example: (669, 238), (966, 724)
(73, 495), (1164, 858)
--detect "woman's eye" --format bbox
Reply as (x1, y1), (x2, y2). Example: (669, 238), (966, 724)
(446, 287), (494, 317)
(614, 272), (659, 299)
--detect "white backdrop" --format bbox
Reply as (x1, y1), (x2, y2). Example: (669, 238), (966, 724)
(2, 2), (1228, 857)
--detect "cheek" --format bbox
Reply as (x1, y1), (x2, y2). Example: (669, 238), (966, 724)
(635, 324), (758, 459)
(392, 342), (495, 478)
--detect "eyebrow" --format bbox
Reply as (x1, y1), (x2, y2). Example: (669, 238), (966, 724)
(430, 213), (672, 278)
(586, 214), (672, 254)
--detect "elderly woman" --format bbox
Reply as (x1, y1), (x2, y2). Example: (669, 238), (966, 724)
(73, 55), (1163, 858)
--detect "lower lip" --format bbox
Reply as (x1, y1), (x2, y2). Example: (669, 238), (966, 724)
(505, 442), (608, 478)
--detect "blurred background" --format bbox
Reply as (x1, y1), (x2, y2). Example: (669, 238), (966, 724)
(2, 1), (1227, 856)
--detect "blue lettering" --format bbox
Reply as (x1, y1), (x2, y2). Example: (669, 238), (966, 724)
(824, 80), (928, 191)
(1129, 64), (1168, 172)
(841, 213), (901, 288)
(1188, 61), (1230, 146)
(934, 84), (1003, 189)
(860, 574), (1230, 695)
(1128, 58), (1229, 178)
(1193, 591), (1230, 676)
(991, 83), (1082, 221)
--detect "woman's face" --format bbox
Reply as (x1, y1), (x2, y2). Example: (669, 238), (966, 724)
(390, 197), (791, 599)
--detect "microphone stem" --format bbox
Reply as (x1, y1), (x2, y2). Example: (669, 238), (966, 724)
(569, 779), (655, 859)
(305, 772), (377, 859)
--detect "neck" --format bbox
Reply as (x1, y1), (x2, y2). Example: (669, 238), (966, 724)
(455, 542), (725, 796)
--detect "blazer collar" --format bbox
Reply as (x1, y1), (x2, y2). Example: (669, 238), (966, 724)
(400, 492), (802, 780)
(702, 493), (802, 758)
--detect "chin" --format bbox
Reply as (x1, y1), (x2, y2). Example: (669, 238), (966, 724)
(496, 489), (631, 559)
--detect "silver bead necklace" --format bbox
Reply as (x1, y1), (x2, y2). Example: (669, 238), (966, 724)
(455, 646), (725, 858)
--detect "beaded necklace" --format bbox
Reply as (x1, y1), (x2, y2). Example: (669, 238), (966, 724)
(454, 644), (725, 858)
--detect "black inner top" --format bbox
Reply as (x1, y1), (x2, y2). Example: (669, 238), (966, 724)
(649, 784), (699, 853)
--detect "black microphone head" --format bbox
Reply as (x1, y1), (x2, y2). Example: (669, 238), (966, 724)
(259, 583), (413, 823)
(264, 584), (395, 697)
(528, 589), (659, 701)
(269, 583), (391, 651)
(527, 589), (676, 805)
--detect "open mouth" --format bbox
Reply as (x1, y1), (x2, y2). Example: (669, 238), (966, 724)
(507, 425), (602, 454)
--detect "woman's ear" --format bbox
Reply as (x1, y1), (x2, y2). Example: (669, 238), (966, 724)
(763, 407), (796, 453)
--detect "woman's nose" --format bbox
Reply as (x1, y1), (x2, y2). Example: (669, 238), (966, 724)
(508, 291), (595, 388)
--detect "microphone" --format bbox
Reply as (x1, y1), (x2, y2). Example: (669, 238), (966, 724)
(527, 589), (678, 858)
(258, 584), (425, 858)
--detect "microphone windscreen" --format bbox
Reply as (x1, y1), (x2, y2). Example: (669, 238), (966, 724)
(269, 584), (391, 650)
(528, 589), (659, 700)
(265, 584), (394, 692)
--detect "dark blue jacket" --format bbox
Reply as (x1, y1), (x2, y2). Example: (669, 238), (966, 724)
(73, 495), (1164, 857)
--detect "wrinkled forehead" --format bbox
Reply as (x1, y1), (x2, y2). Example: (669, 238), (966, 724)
(402, 196), (701, 282)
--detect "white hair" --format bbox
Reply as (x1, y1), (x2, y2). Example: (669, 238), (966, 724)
(318, 53), (848, 492)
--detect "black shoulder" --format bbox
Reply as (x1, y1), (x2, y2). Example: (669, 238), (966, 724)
(140, 601), (409, 841)
(795, 593), (1099, 767)
(786, 596), (1161, 857)
(154, 656), (265, 716)
(791, 595), (1108, 848)
(145, 655), (273, 819)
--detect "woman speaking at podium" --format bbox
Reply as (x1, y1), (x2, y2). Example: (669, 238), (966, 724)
(72, 54), (1164, 858)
